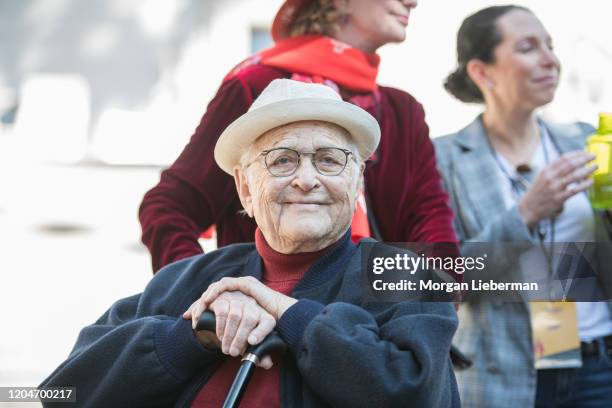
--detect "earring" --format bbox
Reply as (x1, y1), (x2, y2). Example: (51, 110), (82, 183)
(339, 11), (349, 25)
(338, 0), (350, 25)
(485, 80), (494, 89)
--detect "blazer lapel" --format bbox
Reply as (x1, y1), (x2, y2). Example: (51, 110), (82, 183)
(541, 121), (585, 154)
(451, 117), (510, 236)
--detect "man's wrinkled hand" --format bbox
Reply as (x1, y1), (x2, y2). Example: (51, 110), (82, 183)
(200, 276), (298, 321)
(183, 290), (276, 369)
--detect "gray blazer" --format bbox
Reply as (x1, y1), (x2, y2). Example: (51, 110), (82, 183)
(434, 116), (612, 408)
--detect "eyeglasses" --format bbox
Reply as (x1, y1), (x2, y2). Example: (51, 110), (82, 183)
(248, 147), (354, 177)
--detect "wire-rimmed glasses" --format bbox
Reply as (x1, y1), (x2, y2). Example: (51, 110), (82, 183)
(249, 147), (354, 177)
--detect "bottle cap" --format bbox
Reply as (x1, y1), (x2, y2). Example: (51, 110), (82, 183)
(598, 112), (612, 133)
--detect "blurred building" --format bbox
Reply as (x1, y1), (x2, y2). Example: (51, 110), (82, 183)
(1, 0), (611, 167)
(0, 0), (282, 165)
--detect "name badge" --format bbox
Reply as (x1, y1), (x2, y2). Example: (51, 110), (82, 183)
(530, 301), (582, 369)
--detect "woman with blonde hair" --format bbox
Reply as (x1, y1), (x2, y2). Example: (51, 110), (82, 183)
(139, 0), (460, 278)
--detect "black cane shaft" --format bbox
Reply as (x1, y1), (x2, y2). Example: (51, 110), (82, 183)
(196, 311), (287, 408)
(222, 360), (257, 408)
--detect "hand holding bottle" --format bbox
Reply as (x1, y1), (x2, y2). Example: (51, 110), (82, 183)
(518, 151), (596, 228)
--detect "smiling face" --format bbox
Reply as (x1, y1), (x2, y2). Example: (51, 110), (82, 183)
(484, 10), (560, 110)
(233, 121), (363, 253)
(334, 0), (418, 52)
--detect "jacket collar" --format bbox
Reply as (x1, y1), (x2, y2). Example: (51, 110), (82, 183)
(454, 115), (582, 153)
(540, 121), (586, 153)
(451, 116), (507, 232)
(454, 115), (490, 152)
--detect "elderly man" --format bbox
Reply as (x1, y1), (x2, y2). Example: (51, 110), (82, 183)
(41, 80), (459, 407)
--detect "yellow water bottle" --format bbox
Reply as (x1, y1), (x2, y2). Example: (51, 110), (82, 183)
(587, 112), (612, 209)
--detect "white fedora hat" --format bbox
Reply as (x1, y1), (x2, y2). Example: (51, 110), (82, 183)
(214, 79), (380, 175)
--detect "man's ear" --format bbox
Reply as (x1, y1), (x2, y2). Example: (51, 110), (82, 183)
(233, 166), (253, 217)
(355, 162), (366, 205)
(357, 162), (365, 192)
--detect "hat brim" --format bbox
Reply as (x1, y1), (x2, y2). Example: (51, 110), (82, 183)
(214, 98), (380, 175)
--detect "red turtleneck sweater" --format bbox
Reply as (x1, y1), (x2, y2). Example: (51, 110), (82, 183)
(191, 229), (335, 407)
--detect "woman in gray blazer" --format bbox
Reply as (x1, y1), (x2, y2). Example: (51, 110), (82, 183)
(434, 5), (612, 408)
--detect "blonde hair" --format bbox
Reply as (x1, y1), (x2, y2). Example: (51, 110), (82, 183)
(288, 0), (344, 38)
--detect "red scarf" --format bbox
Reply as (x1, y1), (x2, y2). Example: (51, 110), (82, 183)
(226, 35), (380, 92)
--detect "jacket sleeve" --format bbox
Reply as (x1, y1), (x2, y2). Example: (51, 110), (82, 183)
(40, 260), (223, 407)
(276, 300), (459, 407)
(464, 205), (532, 243)
(139, 76), (253, 272)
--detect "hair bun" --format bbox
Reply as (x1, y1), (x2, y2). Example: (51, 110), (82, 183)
(444, 66), (483, 103)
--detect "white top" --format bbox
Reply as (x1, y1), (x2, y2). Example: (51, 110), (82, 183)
(494, 125), (612, 341)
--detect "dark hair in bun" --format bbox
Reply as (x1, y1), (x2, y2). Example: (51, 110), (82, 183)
(444, 5), (531, 103)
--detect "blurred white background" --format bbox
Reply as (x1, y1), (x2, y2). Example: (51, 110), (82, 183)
(0, 0), (611, 405)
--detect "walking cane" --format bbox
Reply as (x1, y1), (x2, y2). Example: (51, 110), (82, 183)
(197, 311), (286, 408)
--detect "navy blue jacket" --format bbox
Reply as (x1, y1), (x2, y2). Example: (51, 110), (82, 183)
(41, 234), (460, 407)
